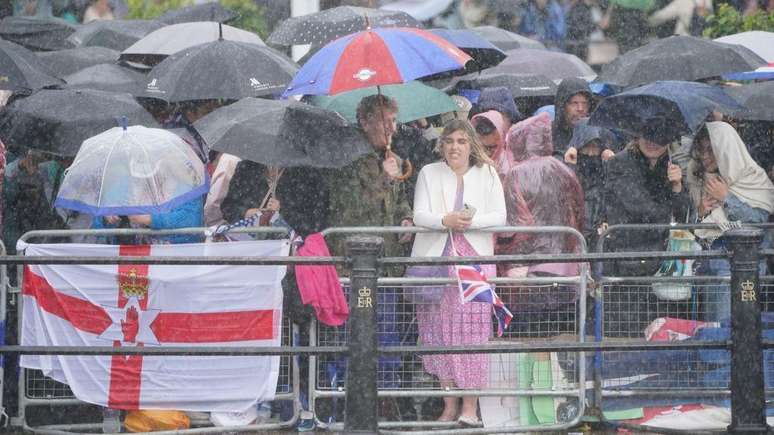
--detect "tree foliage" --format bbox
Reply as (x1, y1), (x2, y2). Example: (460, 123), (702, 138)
(127, 0), (268, 39)
(703, 3), (774, 38)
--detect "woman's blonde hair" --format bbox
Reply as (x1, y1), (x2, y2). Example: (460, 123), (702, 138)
(439, 119), (494, 168)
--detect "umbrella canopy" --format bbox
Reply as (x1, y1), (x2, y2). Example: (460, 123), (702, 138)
(55, 125), (208, 216)
(267, 5), (421, 47)
(63, 63), (145, 94)
(715, 31), (774, 63)
(36, 46), (120, 77)
(283, 27), (471, 97)
(308, 81), (458, 123)
(0, 39), (63, 93)
(193, 97), (369, 168)
(588, 81), (745, 136)
(0, 88), (158, 156)
(469, 26), (546, 51)
(0, 16), (77, 51)
(446, 71), (557, 98)
(723, 65), (774, 81)
(597, 35), (767, 88)
(487, 48), (596, 81)
(140, 39), (298, 102)
(727, 81), (774, 121)
(429, 28), (506, 72)
(158, 3), (239, 25)
(120, 22), (265, 69)
(67, 19), (166, 51)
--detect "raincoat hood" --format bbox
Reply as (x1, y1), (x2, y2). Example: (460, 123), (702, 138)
(568, 117), (615, 150)
(552, 77), (592, 152)
(689, 121), (774, 213)
(472, 110), (509, 161)
(471, 86), (522, 123)
(507, 112), (554, 163)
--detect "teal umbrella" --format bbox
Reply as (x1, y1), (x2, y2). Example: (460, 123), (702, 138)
(307, 81), (458, 124)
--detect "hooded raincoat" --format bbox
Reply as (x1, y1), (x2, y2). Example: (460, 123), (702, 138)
(552, 78), (592, 156)
(471, 110), (514, 178)
(498, 113), (585, 313)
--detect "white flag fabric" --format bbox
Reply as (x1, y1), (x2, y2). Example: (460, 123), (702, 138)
(21, 240), (289, 412)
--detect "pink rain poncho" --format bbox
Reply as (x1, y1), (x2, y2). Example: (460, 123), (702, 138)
(497, 113), (585, 311)
(471, 110), (514, 178)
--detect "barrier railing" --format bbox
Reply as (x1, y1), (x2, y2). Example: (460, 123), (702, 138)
(10, 227), (301, 434)
(595, 224), (773, 433)
(0, 225), (769, 434)
(312, 226), (589, 433)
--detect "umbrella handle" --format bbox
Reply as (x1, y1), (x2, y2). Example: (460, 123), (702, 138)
(386, 148), (413, 182)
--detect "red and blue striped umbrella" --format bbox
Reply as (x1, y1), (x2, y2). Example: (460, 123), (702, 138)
(283, 27), (471, 97)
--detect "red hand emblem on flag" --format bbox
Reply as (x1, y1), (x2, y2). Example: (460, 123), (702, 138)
(121, 306), (140, 343)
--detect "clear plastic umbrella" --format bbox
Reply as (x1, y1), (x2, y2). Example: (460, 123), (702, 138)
(55, 125), (209, 216)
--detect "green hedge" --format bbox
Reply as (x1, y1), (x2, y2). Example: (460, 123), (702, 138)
(703, 3), (774, 38)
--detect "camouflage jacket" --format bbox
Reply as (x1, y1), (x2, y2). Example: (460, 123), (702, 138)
(326, 150), (412, 275)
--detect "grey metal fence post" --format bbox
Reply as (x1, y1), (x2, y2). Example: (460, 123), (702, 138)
(344, 236), (382, 434)
(726, 228), (769, 434)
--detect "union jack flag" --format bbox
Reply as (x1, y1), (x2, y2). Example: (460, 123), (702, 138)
(455, 265), (513, 337)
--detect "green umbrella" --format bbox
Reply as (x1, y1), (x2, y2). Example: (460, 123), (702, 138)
(308, 81), (458, 124)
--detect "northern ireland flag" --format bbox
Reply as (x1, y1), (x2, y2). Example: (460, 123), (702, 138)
(20, 240), (289, 412)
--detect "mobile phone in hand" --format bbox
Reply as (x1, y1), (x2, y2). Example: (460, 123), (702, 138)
(461, 203), (477, 219)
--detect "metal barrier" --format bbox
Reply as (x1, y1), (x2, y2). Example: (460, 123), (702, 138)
(9, 227), (302, 434)
(0, 239), (7, 427)
(594, 224), (773, 433)
(311, 226), (590, 433)
(0, 225), (770, 434)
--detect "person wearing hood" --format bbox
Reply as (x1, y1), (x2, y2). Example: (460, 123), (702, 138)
(471, 110), (513, 178)
(496, 112), (585, 327)
(687, 122), (774, 321)
(603, 116), (691, 336)
(469, 86), (522, 126)
(567, 118), (616, 246)
(552, 78), (615, 163)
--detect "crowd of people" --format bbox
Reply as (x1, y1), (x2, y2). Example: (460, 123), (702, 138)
(1, 0), (773, 429)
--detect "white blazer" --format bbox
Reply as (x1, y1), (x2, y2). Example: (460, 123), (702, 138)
(411, 162), (506, 257)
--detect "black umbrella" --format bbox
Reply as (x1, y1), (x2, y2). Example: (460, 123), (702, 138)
(267, 6), (421, 47)
(63, 63), (145, 94)
(67, 20), (165, 51)
(469, 26), (546, 51)
(140, 39), (298, 102)
(36, 46), (120, 77)
(488, 48), (596, 80)
(727, 81), (774, 121)
(589, 81), (745, 136)
(0, 39), (63, 93)
(193, 97), (368, 168)
(597, 35), (767, 88)
(0, 88), (158, 156)
(158, 2), (239, 25)
(446, 71), (557, 98)
(429, 28), (506, 73)
(0, 16), (78, 51)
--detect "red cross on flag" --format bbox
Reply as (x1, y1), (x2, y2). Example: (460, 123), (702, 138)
(20, 240), (289, 412)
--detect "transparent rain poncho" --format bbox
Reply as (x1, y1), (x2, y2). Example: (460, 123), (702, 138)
(55, 125), (208, 216)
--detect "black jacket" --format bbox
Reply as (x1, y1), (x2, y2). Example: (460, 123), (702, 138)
(221, 160), (328, 237)
(603, 147), (691, 275)
(552, 78), (592, 155)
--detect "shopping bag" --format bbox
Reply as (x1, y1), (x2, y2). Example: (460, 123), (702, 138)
(124, 410), (190, 432)
(652, 229), (700, 301)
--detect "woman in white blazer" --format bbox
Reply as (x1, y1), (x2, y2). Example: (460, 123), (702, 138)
(408, 119), (506, 425)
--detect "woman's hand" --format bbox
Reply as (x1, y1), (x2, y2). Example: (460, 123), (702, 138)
(704, 175), (729, 202)
(244, 208), (261, 219)
(564, 146), (578, 165)
(442, 212), (472, 232)
(104, 215), (121, 225)
(667, 162), (682, 192)
(398, 218), (414, 244)
(382, 155), (400, 180)
(701, 194), (720, 217)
